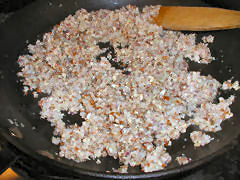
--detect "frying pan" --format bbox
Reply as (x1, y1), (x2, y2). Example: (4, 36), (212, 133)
(0, 0), (240, 179)
(205, 0), (240, 10)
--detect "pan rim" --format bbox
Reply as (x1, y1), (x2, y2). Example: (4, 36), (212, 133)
(1, 130), (238, 179)
(0, 0), (240, 178)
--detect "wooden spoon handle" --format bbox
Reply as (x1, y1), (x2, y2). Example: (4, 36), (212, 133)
(154, 6), (240, 31)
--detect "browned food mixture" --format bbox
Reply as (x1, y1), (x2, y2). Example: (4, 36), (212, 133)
(17, 5), (236, 172)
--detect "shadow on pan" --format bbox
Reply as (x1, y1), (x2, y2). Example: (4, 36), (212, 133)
(0, 0), (36, 13)
(0, 0), (240, 179)
(204, 0), (240, 10)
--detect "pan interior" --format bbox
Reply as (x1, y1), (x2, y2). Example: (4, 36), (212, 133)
(0, 0), (240, 176)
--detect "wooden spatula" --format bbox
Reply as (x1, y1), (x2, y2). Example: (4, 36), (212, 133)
(154, 6), (240, 31)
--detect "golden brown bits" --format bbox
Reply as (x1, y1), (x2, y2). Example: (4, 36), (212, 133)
(37, 87), (41, 93)
(162, 56), (168, 60)
(90, 99), (95, 106)
(142, 144), (147, 150)
(167, 120), (172, 126)
(139, 67), (144, 72)
(39, 99), (43, 107)
(163, 96), (170, 101)
(110, 104), (114, 111)
(221, 113), (226, 119)
(210, 120), (215, 125)
(162, 163), (166, 168)
(58, 65), (63, 72)
(151, 82), (155, 86)
(156, 61), (163, 66)
(164, 139), (168, 147)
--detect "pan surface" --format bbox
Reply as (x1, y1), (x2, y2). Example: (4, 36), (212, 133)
(0, 0), (240, 179)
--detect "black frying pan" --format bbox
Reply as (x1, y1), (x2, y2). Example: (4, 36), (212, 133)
(0, 0), (240, 179)
(205, 0), (240, 10)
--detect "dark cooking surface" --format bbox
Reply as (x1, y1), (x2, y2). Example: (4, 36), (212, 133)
(1, 135), (237, 180)
(7, 135), (240, 179)
(0, 0), (240, 179)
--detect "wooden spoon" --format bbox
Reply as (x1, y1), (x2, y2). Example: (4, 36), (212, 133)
(154, 6), (240, 31)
